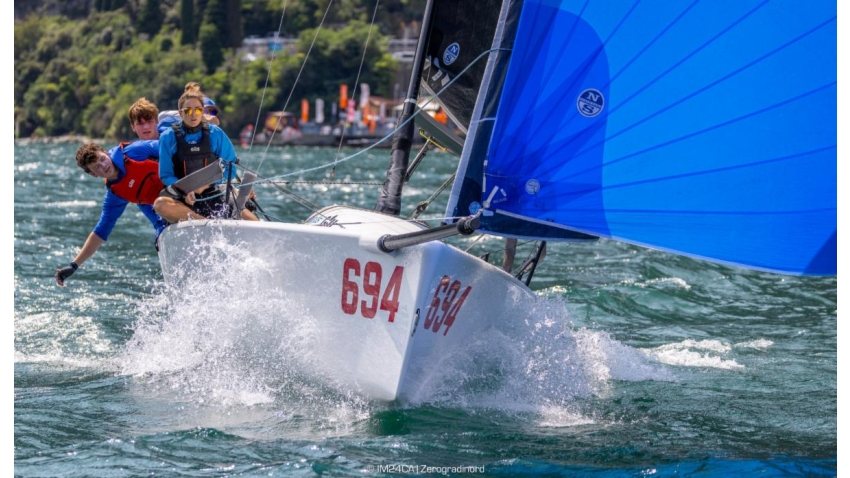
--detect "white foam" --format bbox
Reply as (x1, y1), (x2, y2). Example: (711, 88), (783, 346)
(645, 339), (744, 370)
(735, 339), (774, 350)
(537, 405), (596, 427)
(626, 277), (691, 290)
(14, 311), (114, 368)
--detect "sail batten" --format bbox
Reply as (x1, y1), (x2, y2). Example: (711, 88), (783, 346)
(442, 0), (835, 275)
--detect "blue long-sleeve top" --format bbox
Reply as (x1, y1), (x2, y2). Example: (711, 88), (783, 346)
(93, 140), (168, 241)
(158, 123), (237, 187)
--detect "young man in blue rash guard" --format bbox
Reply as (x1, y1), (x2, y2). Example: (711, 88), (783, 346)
(55, 98), (173, 286)
(153, 84), (257, 223)
(55, 141), (168, 286)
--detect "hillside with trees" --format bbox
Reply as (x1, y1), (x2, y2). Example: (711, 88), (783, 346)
(14, 0), (425, 139)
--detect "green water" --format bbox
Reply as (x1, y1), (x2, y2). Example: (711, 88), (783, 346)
(14, 142), (836, 476)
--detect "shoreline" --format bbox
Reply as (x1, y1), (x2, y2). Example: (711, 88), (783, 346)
(14, 135), (98, 145)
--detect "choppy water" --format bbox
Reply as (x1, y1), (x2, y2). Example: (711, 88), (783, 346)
(14, 141), (837, 476)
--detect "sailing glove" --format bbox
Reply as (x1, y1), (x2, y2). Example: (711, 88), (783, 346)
(55, 261), (78, 287)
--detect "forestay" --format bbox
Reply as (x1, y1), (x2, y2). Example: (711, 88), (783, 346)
(443, 0), (836, 275)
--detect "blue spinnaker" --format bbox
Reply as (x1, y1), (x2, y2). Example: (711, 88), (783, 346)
(471, 0), (836, 275)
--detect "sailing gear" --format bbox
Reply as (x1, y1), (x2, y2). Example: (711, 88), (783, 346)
(170, 122), (218, 180)
(55, 261), (78, 287)
(158, 122), (237, 188)
(92, 140), (167, 243)
(158, 122), (239, 219)
(105, 143), (164, 205)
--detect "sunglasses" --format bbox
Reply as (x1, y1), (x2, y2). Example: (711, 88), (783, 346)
(205, 108), (218, 116)
(182, 107), (204, 116)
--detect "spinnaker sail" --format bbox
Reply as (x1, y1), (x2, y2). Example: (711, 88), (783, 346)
(445, 0), (836, 275)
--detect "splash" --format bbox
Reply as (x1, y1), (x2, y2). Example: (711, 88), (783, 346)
(120, 231), (334, 409)
(405, 296), (675, 413)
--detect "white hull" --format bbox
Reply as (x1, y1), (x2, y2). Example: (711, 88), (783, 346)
(157, 206), (533, 402)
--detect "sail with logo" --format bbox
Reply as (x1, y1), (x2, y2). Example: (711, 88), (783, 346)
(419, 0), (506, 132)
(442, 0), (836, 275)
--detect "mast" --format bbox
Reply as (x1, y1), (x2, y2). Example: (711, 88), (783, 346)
(374, 0), (436, 215)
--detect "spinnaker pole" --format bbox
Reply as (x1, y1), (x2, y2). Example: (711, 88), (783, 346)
(374, 0), (436, 215)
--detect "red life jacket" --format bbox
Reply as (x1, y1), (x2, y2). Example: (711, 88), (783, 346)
(105, 142), (164, 205)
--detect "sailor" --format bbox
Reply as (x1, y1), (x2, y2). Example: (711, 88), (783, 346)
(153, 83), (258, 223)
(158, 83), (220, 131)
(202, 96), (221, 126)
(55, 141), (168, 286)
(128, 97), (161, 140)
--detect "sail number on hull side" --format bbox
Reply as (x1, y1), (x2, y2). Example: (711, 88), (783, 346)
(423, 276), (472, 336)
(341, 258), (404, 323)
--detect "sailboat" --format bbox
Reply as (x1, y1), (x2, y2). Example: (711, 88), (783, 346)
(157, 0), (836, 402)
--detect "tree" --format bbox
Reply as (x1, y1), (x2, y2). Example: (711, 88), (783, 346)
(180, 0), (195, 44)
(225, 0), (243, 48)
(199, 0), (227, 72)
(199, 22), (224, 73)
(138, 0), (163, 36)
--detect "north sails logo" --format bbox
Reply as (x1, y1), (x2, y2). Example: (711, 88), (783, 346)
(443, 43), (460, 65)
(577, 88), (604, 117)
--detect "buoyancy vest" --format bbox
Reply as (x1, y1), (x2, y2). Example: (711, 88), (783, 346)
(105, 142), (164, 205)
(171, 122), (218, 180)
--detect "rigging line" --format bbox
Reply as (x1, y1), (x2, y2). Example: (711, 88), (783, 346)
(248, 0), (289, 155)
(408, 173), (456, 219)
(258, 0), (335, 172)
(268, 180), (384, 186)
(251, 47), (510, 184)
(463, 234), (485, 252)
(235, 163), (320, 212)
(331, 0), (381, 176)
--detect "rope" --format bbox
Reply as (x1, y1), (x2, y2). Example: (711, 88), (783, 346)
(407, 173), (455, 219)
(267, 181), (384, 186)
(331, 0), (381, 176)
(245, 47), (511, 185)
(258, 0), (335, 172)
(248, 0), (289, 154)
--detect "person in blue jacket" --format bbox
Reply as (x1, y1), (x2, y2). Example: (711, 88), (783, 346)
(153, 84), (257, 223)
(55, 140), (169, 286)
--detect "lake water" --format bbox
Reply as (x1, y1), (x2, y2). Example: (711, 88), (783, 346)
(13, 141), (837, 476)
